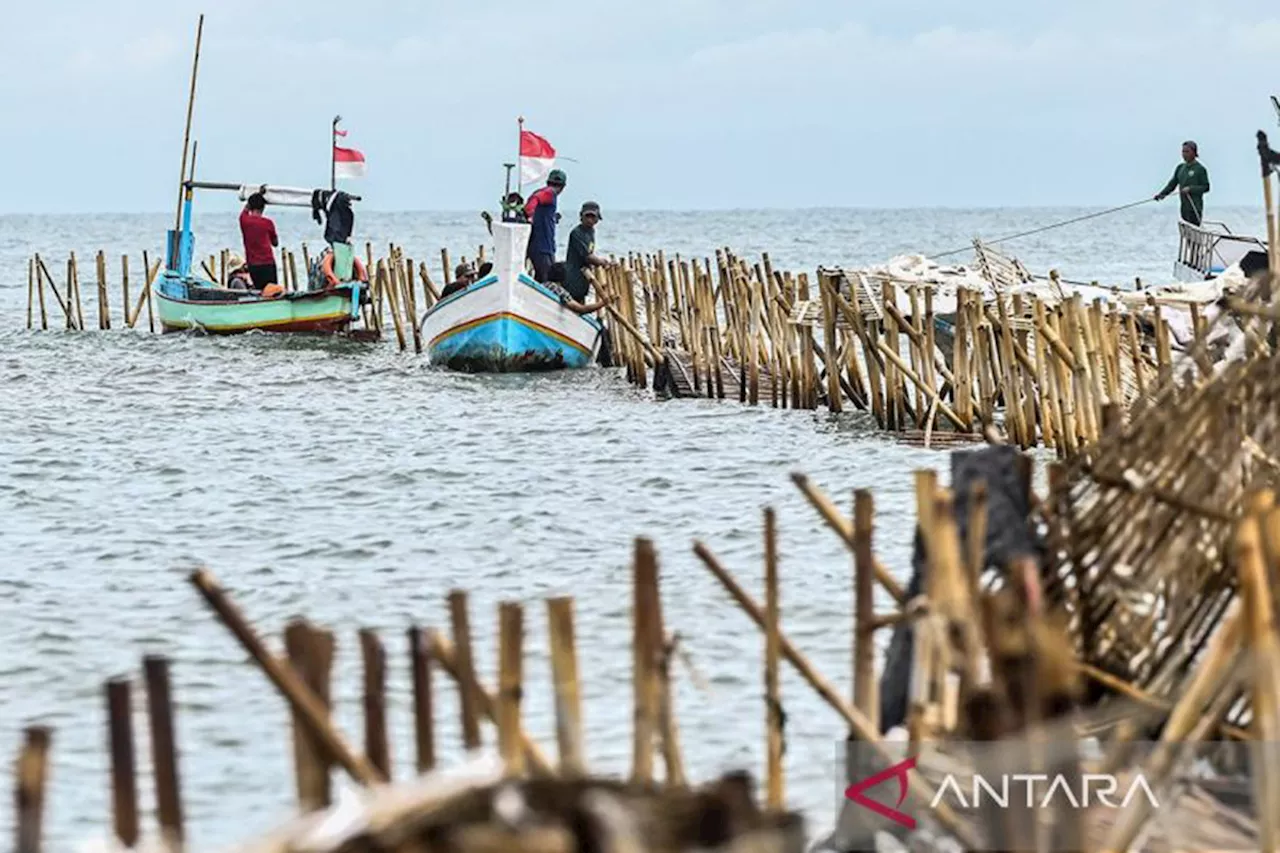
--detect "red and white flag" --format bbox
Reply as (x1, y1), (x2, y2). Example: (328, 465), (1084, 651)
(519, 129), (556, 185)
(334, 144), (366, 179)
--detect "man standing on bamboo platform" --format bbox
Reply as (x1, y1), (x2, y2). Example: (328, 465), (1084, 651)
(1154, 141), (1210, 226)
(239, 192), (280, 289)
(523, 169), (566, 282)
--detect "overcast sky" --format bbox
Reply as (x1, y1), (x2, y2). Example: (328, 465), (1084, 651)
(5, 0), (1280, 212)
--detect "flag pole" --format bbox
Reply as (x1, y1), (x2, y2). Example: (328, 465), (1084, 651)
(517, 115), (525, 200)
(331, 115), (341, 192)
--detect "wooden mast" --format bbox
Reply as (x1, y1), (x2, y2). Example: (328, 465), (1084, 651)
(173, 15), (205, 236)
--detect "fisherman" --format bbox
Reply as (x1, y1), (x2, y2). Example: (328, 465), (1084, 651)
(1154, 141), (1210, 226)
(239, 192), (280, 289)
(440, 263), (477, 299)
(522, 169), (566, 282)
(563, 201), (611, 303)
(318, 245), (369, 290)
(226, 254), (254, 291)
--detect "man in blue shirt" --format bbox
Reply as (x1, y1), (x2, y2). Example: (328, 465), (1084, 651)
(522, 169), (566, 282)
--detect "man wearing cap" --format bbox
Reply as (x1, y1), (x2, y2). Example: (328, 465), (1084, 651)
(563, 201), (611, 304)
(440, 263), (477, 299)
(1154, 141), (1210, 226)
(523, 169), (567, 282)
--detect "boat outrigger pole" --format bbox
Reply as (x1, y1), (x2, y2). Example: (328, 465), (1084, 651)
(168, 14), (204, 274)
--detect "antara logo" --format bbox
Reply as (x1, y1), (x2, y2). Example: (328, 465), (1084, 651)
(929, 773), (1160, 810)
(845, 758), (1161, 829)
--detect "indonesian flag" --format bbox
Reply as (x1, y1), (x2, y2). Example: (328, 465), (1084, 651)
(334, 144), (366, 179)
(520, 129), (556, 185)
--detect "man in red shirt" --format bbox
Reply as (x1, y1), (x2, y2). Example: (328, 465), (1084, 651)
(239, 192), (279, 290)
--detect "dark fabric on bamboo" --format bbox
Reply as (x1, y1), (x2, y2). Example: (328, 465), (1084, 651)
(877, 444), (1046, 733)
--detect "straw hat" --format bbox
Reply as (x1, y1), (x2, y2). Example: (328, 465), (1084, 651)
(227, 253), (247, 272)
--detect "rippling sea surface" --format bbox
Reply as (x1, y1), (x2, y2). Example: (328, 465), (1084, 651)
(0, 205), (1264, 849)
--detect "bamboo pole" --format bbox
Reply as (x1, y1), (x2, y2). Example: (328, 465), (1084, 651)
(34, 256), (48, 331)
(404, 257), (423, 353)
(380, 262), (407, 351)
(284, 622), (334, 812)
(632, 538), (660, 784)
(106, 679), (140, 848)
(764, 508), (784, 810)
(120, 256), (131, 329)
(188, 569), (383, 785)
(70, 253), (85, 331)
(360, 629), (391, 780)
(1238, 511), (1280, 852)
(26, 257), (34, 330)
(497, 602), (526, 777)
(819, 274), (843, 412)
(14, 727), (51, 853)
(142, 656), (186, 848)
(853, 491), (878, 731)
(142, 252), (156, 333)
(441, 249), (451, 293)
(96, 252), (110, 330)
(546, 597), (584, 776)
(447, 590), (483, 750)
(408, 627), (436, 774)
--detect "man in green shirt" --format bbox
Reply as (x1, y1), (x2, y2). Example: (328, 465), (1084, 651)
(1154, 140), (1210, 225)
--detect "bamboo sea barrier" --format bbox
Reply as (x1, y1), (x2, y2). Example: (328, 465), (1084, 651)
(587, 243), (1239, 461)
(20, 237), (1245, 462)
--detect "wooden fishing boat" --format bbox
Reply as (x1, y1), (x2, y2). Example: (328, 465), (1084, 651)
(156, 183), (368, 336)
(420, 220), (604, 371)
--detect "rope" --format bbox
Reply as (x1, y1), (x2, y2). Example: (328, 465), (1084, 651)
(930, 197), (1156, 259)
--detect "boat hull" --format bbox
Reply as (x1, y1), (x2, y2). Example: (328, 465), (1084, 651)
(420, 221), (602, 372)
(155, 274), (363, 335)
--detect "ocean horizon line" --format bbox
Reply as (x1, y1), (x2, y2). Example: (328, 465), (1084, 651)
(0, 202), (1266, 218)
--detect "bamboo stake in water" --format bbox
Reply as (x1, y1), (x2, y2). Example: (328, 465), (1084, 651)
(34, 256), (48, 331)
(853, 491), (878, 731)
(120, 256), (131, 329)
(106, 679), (139, 848)
(284, 621), (334, 812)
(14, 727), (52, 853)
(404, 257), (422, 353)
(497, 602), (526, 776)
(547, 597), (584, 775)
(70, 254), (85, 331)
(632, 538), (661, 784)
(142, 656), (186, 848)
(764, 508), (784, 810)
(360, 629), (391, 780)
(26, 257), (34, 330)
(408, 627), (436, 774)
(448, 590), (483, 750)
(142, 252), (156, 333)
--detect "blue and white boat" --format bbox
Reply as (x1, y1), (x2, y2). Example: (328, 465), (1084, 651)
(420, 220), (604, 371)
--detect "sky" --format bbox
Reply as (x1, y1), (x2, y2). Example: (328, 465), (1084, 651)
(5, 0), (1280, 212)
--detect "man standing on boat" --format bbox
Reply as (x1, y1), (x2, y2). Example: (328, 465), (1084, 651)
(239, 192), (280, 289)
(523, 169), (567, 282)
(1154, 141), (1210, 226)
